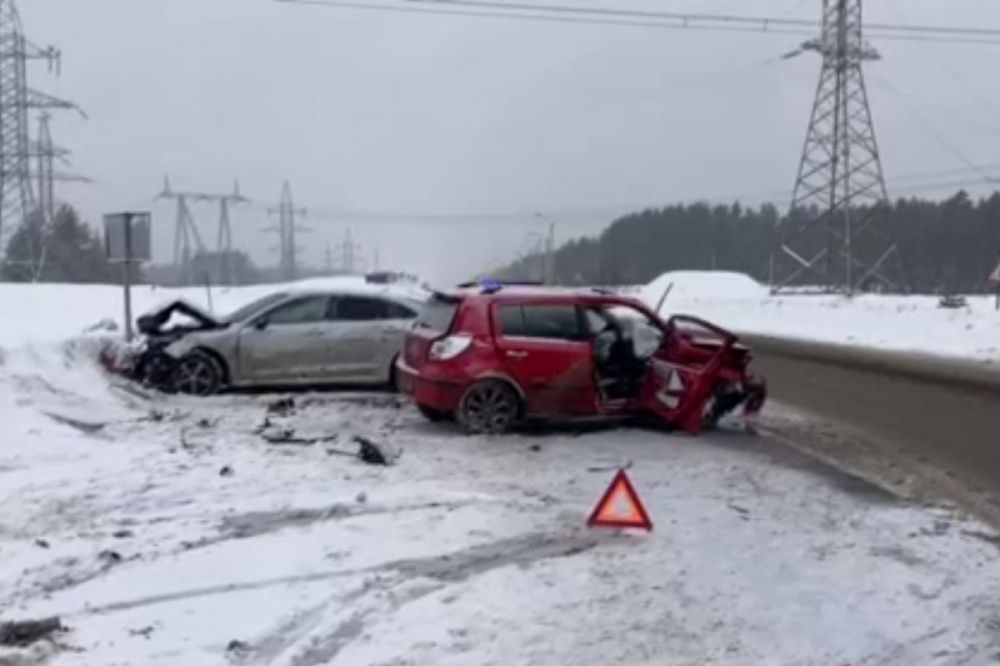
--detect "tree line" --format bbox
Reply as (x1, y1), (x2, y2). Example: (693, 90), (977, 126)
(502, 191), (1000, 294)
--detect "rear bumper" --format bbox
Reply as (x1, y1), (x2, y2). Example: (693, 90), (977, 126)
(396, 358), (466, 413)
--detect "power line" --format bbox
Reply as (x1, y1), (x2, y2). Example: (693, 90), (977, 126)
(276, 0), (1000, 45)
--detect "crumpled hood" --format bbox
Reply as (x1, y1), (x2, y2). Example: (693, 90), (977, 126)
(136, 299), (223, 336)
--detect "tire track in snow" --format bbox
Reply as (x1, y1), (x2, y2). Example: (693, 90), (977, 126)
(240, 529), (606, 666)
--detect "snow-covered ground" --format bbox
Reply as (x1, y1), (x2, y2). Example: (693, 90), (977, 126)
(3, 281), (1000, 664)
(641, 271), (1000, 363)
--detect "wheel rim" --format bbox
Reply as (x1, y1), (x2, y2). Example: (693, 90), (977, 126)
(175, 358), (217, 396)
(464, 384), (517, 432)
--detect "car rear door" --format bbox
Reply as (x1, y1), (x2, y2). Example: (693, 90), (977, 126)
(236, 295), (334, 383)
(492, 302), (595, 415)
(326, 295), (403, 382)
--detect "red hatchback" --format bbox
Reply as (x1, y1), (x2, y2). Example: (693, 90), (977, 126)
(396, 284), (766, 435)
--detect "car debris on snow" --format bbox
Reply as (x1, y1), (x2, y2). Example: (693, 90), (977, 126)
(0, 617), (64, 647)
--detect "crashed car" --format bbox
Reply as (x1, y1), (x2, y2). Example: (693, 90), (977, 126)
(104, 289), (423, 395)
(395, 282), (766, 434)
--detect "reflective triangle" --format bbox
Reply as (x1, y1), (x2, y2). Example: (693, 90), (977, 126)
(667, 370), (685, 393)
(587, 469), (653, 531)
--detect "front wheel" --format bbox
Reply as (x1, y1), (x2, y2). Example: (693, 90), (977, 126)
(458, 380), (521, 435)
(172, 351), (224, 396)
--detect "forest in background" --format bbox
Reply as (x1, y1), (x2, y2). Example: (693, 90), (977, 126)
(501, 191), (1000, 294)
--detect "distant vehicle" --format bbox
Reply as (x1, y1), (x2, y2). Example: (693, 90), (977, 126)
(396, 282), (766, 434)
(114, 288), (424, 395)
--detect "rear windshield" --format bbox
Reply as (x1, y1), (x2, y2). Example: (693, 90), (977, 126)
(415, 295), (460, 332)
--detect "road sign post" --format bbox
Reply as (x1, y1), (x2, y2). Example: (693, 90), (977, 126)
(104, 212), (152, 341)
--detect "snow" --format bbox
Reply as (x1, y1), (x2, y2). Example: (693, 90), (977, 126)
(3, 281), (1000, 664)
(642, 270), (1000, 362)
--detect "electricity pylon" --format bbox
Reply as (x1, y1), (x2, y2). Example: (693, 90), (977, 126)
(265, 181), (309, 281)
(775, 0), (898, 295)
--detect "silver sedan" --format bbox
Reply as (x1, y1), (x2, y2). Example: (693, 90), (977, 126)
(159, 289), (423, 395)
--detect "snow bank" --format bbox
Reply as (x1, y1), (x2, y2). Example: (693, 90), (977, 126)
(641, 271), (1000, 362)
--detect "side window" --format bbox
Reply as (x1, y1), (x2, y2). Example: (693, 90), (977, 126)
(522, 305), (584, 340)
(499, 304), (583, 341)
(333, 296), (390, 321)
(498, 305), (525, 336)
(264, 297), (329, 325)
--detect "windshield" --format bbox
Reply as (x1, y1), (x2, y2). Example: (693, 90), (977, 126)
(222, 293), (288, 323)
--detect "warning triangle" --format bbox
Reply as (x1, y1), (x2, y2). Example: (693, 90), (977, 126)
(667, 371), (685, 393)
(990, 261), (1000, 284)
(587, 469), (653, 531)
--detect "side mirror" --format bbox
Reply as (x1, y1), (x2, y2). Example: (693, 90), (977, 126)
(253, 318), (269, 331)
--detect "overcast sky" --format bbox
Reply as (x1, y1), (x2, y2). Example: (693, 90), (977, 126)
(18, 0), (1000, 283)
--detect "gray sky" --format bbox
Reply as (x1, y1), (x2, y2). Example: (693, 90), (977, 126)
(20, 0), (1000, 283)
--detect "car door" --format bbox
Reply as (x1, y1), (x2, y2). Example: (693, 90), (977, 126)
(326, 295), (401, 382)
(236, 295), (334, 384)
(492, 302), (596, 415)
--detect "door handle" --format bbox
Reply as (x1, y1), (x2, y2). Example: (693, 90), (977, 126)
(506, 350), (530, 359)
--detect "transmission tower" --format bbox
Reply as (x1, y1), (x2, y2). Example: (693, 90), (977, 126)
(265, 181), (309, 281)
(34, 113), (89, 223)
(775, 0), (897, 295)
(337, 227), (362, 274)
(0, 0), (81, 256)
(157, 177), (248, 285)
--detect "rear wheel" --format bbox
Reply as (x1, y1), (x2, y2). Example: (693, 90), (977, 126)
(417, 404), (452, 422)
(172, 351), (225, 396)
(458, 380), (521, 434)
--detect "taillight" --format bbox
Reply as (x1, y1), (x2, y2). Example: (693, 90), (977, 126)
(429, 334), (473, 361)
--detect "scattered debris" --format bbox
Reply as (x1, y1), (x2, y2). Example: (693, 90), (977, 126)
(529, 444), (542, 452)
(112, 529), (135, 539)
(98, 549), (123, 564)
(227, 639), (251, 654)
(34, 538), (50, 549)
(266, 397), (296, 416)
(197, 417), (220, 429)
(261, 427), (335, 447)
(0, 617), (64, 647)
(219, 466), (234, 478)
(354, 435), (396, 466)
(356, 491), (368, 505)
(938, 294), (968, 309)
(587, 460), (634, 473)
(128, 626), (155, 639)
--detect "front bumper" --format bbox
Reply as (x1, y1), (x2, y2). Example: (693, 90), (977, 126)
(396, 358), (466, 413)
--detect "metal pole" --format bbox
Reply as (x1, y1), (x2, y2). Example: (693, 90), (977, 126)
(122, 213), (134, 342)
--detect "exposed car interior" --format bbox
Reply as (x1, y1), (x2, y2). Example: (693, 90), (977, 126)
(586, 305), (663, 402)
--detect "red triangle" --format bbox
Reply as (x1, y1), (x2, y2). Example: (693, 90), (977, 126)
(587, 469), (653, 531)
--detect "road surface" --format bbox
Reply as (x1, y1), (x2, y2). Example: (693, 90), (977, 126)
(749, 335), (1000, 527)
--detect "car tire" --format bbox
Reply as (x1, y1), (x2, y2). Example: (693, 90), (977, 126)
(417, 404), (452, 423)
(387, 355), (400, 392)
(172, 351), (225, 396)
(458, 379), (521, 435)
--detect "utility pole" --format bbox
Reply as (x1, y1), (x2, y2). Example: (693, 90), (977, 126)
(0, 0), (83, 266)
(535, 213), (557, 284)
(265, 181), (309, 281)
(325, 242), (333, 274)
(774, 0), (897, 295)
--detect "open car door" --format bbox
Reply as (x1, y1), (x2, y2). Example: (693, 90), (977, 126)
(640, 315), (738, 435)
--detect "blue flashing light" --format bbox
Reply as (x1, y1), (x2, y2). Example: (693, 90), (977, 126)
(479, 278), (503, 294)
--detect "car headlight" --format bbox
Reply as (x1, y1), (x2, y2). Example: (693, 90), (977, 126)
(429, 334), (473, 361)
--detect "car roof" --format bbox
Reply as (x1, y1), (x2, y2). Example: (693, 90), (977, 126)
(436, 285), (647, 308)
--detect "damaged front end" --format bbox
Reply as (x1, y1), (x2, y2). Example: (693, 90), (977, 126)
(99, 300), (224, 390)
